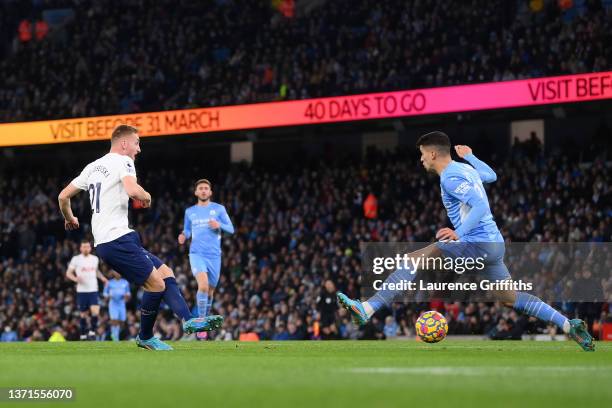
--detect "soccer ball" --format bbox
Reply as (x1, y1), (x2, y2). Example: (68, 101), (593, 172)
(415, 311), (448, 343)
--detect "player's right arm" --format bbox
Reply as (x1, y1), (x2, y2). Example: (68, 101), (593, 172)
(178, 209), (191, 245)
(58, 183), (82, 230)
(65, 258), (80, 284)
(60, 163), (96, 229)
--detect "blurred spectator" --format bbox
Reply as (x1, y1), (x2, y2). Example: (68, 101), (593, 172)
(362, 316), (385, 340)
(318, 280), (339, 339)
(272, 322), (290, 340)
(1, 325), (18, 342)
(383, 316), (399, 338)
(363, 193), (378, 219)
(35, 20), (49, 41)
(18, 20), (32, 43)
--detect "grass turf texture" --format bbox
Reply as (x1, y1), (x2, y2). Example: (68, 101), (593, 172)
(1, 341), (610, 408)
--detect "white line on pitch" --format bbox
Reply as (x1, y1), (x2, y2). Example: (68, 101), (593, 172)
(345, 366), (611, 376)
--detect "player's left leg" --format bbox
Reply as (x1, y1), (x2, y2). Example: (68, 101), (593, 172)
(189, 254), (210, 319)
(495, 289), (594, 351)
(194, 272), (210, 340)
(79, 310), (89, 341)
(197, 286), (216, 340)
(205, 257), (221, 318)
(484, 243), (594, 351)
(200, 287), (216, 340)
(157, 264), (194, 322)
(109, 303), (123, 341)
(109, 319), (120, 341)
(77, 292), (94, 340)
(96, 232), (171, 350)
(117, 304), (127, 341)
(195, 271), (209, 318)
(89, 303), (100, 340)
(138, 267), (172, 350)
(156, 263), (224, 334)
(196, 259), (221, 340)
(207, 287), (215, 317)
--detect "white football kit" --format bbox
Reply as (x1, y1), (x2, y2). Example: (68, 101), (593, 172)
(68, 254), (100, 293)
(71, 153), (136, 246)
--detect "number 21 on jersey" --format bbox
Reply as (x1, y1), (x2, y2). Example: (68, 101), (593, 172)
(88, 182), (101, 213)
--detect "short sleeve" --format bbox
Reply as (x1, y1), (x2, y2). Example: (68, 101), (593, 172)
(68, 256), (77, 270)
(71, 165), (90, 190)
(117, 156), (137, 180)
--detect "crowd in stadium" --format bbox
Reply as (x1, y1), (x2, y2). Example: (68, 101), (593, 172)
(1, 139), (610, 342)
(1, 0), (611, 122)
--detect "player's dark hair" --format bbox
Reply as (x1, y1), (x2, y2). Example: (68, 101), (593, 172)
(416, 131), (451, 155)
(111, 125), (138, 143)
(195, 178), (212, 189)
(80, 239), (90, 245)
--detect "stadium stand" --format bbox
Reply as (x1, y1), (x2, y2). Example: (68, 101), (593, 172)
(0, 0), (611, 122)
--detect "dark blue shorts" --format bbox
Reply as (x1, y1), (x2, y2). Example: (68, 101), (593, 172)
(96, 232), (164, 287)
(77, 292), (99, 312)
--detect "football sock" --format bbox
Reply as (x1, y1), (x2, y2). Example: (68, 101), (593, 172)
(366, 265), (417, 316)
(90, 315), (98, 331)
(206, 296), (213, 316)
(513, 292), (570, 333)
(362, 302), (375, 318)
(196, 291), (208, 318)
(140, 290), (164, 340)
(111, 325), (120, 341)
(162, 277), (192, 321)
(79, 318), (87, 336)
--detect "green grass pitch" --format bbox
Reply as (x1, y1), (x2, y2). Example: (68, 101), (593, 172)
(1, 341), (611, 408)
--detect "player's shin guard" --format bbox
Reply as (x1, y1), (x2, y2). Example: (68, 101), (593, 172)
(162, 277), (192, 321)
(91, 315), (98, 331)
(366, 266), (416, 314)
(196, 291), (208, 318)
(140, 291), (164, 340)
(513, 292), (569, 332)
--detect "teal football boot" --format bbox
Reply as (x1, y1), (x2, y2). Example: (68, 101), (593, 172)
(136, 336), (174, 351)
(568, 319), (595, 352)
(183, 315), (224, 334)
(337, 292), (369, 326)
